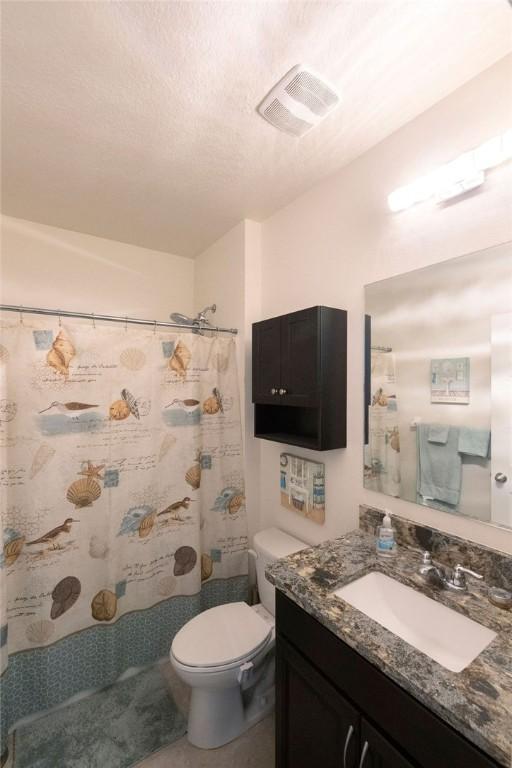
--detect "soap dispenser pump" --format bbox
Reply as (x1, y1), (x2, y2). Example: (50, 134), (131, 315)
(376, 510), (397, 558)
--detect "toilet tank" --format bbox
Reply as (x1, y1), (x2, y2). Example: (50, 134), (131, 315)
(253, 527), (306, 616)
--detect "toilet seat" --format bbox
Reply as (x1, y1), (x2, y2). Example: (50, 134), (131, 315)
(171, 634), (274, 676)
(171, 602), (273, 669)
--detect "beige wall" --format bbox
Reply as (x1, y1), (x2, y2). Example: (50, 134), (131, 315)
(194, 221), (246, 413)
(0, 215), (194, 320)
(194, 220), (262, 544)
(257, 55), (512, 553)
(2, 56), (511, 556)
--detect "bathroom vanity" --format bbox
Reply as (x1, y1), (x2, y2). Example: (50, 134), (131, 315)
(276, 592), (498, 768)
(267, 510), (512, 768)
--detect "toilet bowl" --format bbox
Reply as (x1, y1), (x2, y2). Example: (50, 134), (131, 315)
(170, 527), (306, 749)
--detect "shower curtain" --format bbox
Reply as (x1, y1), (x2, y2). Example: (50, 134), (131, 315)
(0, 318), (248, 758)
(364, 349), (401, 497)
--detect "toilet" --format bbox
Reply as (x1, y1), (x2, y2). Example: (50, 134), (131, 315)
(170, 527), (306, 749)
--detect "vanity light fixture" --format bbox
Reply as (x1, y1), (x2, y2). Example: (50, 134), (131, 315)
(388, 129), (512, 212)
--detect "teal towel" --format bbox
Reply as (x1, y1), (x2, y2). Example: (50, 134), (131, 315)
(417, 424), (462, 508)
(428, 424), (449, 444)
(458, 427), (490, 458)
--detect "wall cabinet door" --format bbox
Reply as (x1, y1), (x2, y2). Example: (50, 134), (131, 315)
(276, 637), (359, 768)
(359, 720), (417, 768)
(252, 316), (282, 403)
(280, 307), (319, 406)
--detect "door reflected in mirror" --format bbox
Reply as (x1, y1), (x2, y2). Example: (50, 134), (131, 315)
(364, 241), (512, 530)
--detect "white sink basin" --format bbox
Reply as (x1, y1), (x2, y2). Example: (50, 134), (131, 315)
(333, 571), (496, 672)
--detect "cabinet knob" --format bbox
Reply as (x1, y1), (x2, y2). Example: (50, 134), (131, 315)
(495, 472), (508, 484)
(279, 388), (287, 396)
(270, 388), (278, 395)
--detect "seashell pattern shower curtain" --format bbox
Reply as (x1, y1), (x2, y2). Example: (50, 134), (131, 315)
(0, 319), (248, 757)
(363, 349), (401, 497)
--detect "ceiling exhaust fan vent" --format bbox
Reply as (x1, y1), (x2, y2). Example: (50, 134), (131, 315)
(258, 65), (340, 137)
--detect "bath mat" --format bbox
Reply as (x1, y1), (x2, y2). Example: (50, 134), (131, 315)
(13, 665), (187, 768)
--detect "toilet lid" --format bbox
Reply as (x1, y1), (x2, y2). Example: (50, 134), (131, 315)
(171, 602), (272, 668)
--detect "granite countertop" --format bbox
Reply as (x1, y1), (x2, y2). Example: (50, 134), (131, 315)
(266, 529), (512, 766)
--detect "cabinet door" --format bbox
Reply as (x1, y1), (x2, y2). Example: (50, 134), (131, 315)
(359, 719), (417, 768)
(276, 637), (359, 768)
(252, 317), (282, 403)
(280, 307), (319, 406)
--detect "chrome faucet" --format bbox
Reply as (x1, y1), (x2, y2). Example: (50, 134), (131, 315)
(419, 552), (448, 588)
(419, 552), (484, 592)
(449, 564), (485, 591)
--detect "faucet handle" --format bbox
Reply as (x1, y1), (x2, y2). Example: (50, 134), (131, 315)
(452, 564), (484, 589)
(419, 551), (434, 576)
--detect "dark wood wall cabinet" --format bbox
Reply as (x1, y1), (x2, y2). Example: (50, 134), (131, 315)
(252, 306), (347, 450)
(276, 591), (500, 768)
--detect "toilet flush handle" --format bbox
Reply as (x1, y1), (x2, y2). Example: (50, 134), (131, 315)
(237, 661), (255, 687)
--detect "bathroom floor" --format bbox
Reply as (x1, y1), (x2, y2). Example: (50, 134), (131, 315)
(135, 663), (275, 768)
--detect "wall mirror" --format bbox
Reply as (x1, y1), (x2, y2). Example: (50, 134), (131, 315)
(364, 241), (511, 530)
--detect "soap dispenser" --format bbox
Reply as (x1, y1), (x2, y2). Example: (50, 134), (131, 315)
(376, 510), (397, 558)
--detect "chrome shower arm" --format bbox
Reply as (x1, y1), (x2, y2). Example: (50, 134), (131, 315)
(196, 304), (217, 324)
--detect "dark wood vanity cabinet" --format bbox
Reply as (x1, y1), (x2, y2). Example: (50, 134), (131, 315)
(252, 306), (347, 450)
(276, 591), (500, 768)
(359, 720), (418, 768)
(277, 636), (360, 768)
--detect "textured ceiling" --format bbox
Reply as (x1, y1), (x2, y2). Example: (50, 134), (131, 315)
(1, 1), (511, 257)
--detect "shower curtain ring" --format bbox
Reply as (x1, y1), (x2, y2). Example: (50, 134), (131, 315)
(19, 305), (24, 325)
(58, 311), (62, 328)
(91, 313), (96, 329)
(125, 316), (128, 332)
(153, 320), (157, 334)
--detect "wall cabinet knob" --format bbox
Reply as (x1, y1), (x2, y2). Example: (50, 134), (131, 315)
(495, 472), (508, 484)
(270, 388), (278, 395)
(279, 388), (287, 395)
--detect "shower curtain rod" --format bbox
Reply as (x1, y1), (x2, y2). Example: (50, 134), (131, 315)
(0, 304), (238, 335)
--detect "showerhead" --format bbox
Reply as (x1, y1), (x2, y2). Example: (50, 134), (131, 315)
(170, 312), (194, 325)
(170, 305), (217, 328)
(196, 304), (216, 324)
